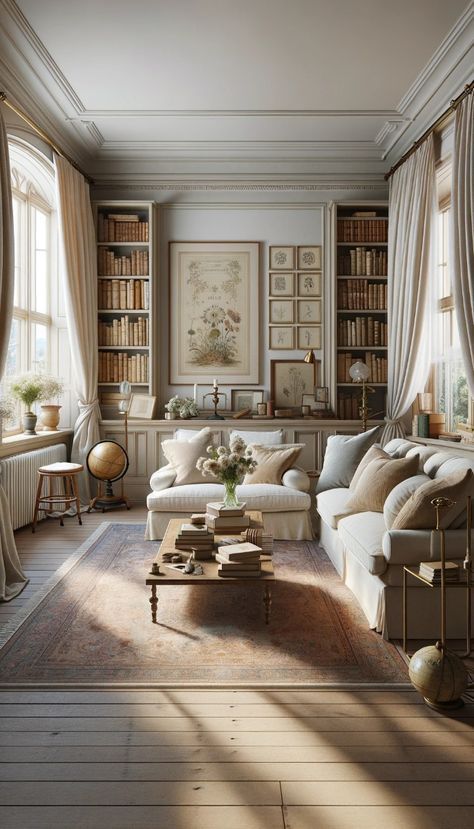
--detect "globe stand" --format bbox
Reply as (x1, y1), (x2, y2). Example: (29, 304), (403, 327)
(86, 440), (130, 513)
(87, 478), (130, 513)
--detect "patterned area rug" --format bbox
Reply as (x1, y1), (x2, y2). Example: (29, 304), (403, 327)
(0, 523), (407, 684)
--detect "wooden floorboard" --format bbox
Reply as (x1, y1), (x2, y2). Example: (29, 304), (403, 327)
(0, 511), (473, 827)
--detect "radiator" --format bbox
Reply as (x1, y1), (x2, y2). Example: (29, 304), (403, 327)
(0, 444), (67, 530)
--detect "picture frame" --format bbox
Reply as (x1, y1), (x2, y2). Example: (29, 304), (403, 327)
(231, 389), (264, 412)
(297, 299), (322, 324)
(128, 393), (157, 419)
(301, 393), (317, 409)
(269, 299), (294, 324)
(315, 386), (329, 403)
(297, 272), (321, 297)
(269, 272), (294, 297)
(297, 245), (322, 270)
(271, 359), (319, 408)
(169, 241), (259, 383)
(297, 325), (322, 350)
(269, 326), (295, 349)
(269, 245), (295, 270)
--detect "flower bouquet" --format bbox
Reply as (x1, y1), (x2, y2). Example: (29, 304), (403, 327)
(165, 396), (200, 419)
(196, 435), (257, 507)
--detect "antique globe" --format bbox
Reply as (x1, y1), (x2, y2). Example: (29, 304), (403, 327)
(86, 440), (129, 511)
(409, 644), (468, 710)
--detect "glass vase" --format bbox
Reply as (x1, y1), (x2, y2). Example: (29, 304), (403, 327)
(222, 478), (239, 508)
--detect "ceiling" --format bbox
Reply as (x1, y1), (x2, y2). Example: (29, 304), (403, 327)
(0, 0), (472, 180)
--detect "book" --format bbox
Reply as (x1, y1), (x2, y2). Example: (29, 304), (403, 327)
(179, 523), (212, 535)
(206, 502), (246, 517)
(218, 567), (262, 578)
(417, 413), (430, 438)
(215, 552), (261, 567)
(206, 516), (251, 532)
(216, 542), (262, 561)
(419, 561), (459, 582)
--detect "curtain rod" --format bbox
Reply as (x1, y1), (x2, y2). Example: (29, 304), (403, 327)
(385, 81), (474, 181)
(0, 91), (94, 184)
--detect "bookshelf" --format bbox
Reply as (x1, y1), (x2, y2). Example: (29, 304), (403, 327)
(94, 201), (155, 414)
(335, 204), (389, 420)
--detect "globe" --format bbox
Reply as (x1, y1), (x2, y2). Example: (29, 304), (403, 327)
(87, 440), (129, 483)
(409, 644), (468, 709)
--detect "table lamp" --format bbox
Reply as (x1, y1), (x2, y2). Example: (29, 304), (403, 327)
(349, 360), (372, 431)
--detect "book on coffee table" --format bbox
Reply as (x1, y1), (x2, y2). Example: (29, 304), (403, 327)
(216, 541), (262, 560)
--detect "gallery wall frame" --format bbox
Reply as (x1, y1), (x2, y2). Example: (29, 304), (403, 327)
(231, 389), (264, 412)
(270, 359), (319, 408)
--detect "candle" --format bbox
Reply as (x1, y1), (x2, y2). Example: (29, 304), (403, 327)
(193, 383), (197, 403)
(213, 378), (218, 388)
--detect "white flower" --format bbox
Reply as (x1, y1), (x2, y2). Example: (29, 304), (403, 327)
(217, 446), (227, 455)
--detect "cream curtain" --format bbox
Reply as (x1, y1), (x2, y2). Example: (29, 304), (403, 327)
(381, 137), (436, 445)
(54, 155), (100, 502)
(0, 109), (28, 601)
(451, 93), (474, 397)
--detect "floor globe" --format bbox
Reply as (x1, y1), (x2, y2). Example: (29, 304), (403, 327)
(86, 440), (130, 512)
(409, 644), (468, 710)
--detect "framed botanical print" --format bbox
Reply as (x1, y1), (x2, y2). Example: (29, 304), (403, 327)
(269, 299), (294, 324)
(271, 359), (319, 408)
(269, 246), (295, 270)
(297, 245), (322, 270)
(297, 299), (322, 324)
(297, 272), (321, 297)
(269, 272), (294, 296)
(231, 389), (264, 412)
(128, 393), (157, 419)
(269, 326), (295, 349)
(169, 241), (259, 383)
(297, 326), (322, 350)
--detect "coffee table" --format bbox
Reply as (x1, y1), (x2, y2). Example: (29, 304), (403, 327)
(146, 512), (275, 625)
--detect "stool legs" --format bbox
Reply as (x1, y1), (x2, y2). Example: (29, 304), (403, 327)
(32, 470), (83, 531)
(71, 475), (82, 526)
(32, 473), (44, 533)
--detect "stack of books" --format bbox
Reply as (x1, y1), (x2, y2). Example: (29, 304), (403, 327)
(174, 523), (215, 558)
(419, 561), (460, 583)
(205, 502), (250, 533)
(215, 542), (263, 578)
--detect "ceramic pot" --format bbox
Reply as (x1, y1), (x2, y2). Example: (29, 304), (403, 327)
(22, 411), (37, 435)
(40, 404), (61, 431)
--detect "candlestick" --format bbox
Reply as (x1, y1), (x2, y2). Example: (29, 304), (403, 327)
(207, 382), (225, 420)
(213, 378), (218, 388)
(193, 384), (197, 403)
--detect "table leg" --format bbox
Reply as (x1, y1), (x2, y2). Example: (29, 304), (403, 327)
(263, 584), (272, 625)
(150, 583), (158, 624)
(403, 567), (407, 656)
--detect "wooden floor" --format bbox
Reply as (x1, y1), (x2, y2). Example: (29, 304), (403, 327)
(0, 509), (473, 828)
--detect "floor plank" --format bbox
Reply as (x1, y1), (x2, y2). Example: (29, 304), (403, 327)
(285, 806), (474, 829)
(281, 780), (474, 805)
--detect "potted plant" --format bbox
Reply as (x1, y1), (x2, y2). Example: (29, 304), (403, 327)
(38, 376), (64, 431)
(9, 373), (64, 435)
(165, 396), (199, 419)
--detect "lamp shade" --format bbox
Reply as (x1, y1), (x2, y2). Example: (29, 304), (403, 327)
(349, 361), (370, 382)
(303, 349), (315, 364)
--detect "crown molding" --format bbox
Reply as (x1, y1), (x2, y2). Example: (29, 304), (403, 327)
(93, 180), (388, 193)
(68, 108), (400, 120)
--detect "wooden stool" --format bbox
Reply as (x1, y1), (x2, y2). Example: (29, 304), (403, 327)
(32, 462), (84, 532)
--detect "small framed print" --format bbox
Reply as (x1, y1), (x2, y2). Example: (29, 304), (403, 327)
(271, 359), (319, 408)
(269, 272), (294, 296)
(297, 272), (321, 297)
(128, 393), (157, 419)
(231, 389), (264, 412)
(297, 245), (322, 270)
(270, 299), (294, 324)
(269, 246), (295, 270)
(297, 299), (321, 323)
(297, 326), (321, 350)
(315, 386), (329, 403)
(270, 326), (295, 349)
(302, 393), (316, 409)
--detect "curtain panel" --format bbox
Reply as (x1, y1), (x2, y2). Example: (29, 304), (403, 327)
(54, 155), (100, 502)
(0, 109), (28, 601)
(381, 136), (436, 445)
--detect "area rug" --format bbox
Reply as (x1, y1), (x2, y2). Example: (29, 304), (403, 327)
(0, 523), (407, 685)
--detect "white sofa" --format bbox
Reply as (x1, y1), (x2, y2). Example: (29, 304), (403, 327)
(145, 428), (312, 540)
(316, 438), (474, 639)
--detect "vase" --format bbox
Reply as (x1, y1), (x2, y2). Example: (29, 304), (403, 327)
(222, 479), (239, 508)
(22, 411), (37, 435)
(40, 404), (61, 431)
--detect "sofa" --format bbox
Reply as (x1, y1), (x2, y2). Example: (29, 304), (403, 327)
(316, 438), (474, 639)
(145, 427), (312, 541)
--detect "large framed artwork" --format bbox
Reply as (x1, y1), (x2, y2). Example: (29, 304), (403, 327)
(169, 242), (260, 383)
(271, 359), (319, 408)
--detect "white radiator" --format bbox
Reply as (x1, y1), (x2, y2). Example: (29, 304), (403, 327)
(0, 444), (67, 530)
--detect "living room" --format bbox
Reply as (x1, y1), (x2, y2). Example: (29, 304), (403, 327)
(0, 1), (473, 827)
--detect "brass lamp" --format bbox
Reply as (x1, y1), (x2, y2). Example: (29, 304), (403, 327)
(349, 360), (373, 431)
(303, 349), (316, 364)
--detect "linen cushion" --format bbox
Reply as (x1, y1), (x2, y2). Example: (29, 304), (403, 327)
(243, 444), (303, 485)
(316, 487), (357, 529)
(147, 482), (311, 513)
(337, 512), (388, 575)
(315, 426), (380, 494)
(174, 428), (209, 441)
(405, 445), (439, 470)
(161, 427), (212, 486)
(350, 445), (389, 490)
(345, 454), (420, 513)
(230, 429), (283, 446)
(383, 439), (418, 458)
(281, 467), (311, 492)
(383, 474), (430, 529)
(391, 468), (473, 530)
(423, 452), (454, 477)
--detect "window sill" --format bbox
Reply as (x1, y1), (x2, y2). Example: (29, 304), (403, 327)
(0, 428), (74, 459)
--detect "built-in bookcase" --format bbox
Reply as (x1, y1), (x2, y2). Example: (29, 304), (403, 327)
(94, 200), (155, 415)
(335, 203), (389, 420)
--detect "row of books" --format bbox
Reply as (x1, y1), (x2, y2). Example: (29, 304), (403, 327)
(337, 393), (361, 421)
(98, 316), (149, 347)
(337, 248), (388, 277)
(337, 352), (388, 383)
(98, 352), (149, 383)
(413, 413), (446, 439)
(98, 279), (150, 310)
(98, 213), (149, 242)
(98, 248), (149, 276)
(338, 280), (387, 310)
(338, 317), (388, 347)
(337, 218), (388, 243)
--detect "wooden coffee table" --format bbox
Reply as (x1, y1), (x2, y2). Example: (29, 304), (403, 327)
(145, 512), (275, 625)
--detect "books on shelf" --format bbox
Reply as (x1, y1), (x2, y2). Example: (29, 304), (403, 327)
(337, 352), (387, 383)
(337, 248), (387, 276)
(98, 316), (149, 346)
(337, 279), (387, 310)
(98, 352), (149, 383)
(337, 317), (388, 347)
(98, 247), (149, 276)
(98, 279), (149, 310)
(98, 212), (149, 243)
(337, 219), (388, 243)
(419, 561), (460, 583)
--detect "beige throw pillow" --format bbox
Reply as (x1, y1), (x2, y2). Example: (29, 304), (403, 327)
(161, 427), (212, 486)
(391, 468), (473, 530)
(346, 454), (420, 513)
(350, 445), (390, 490)
(243, 444), (303, 485)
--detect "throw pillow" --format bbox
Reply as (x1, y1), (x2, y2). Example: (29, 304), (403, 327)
(161, 427), (212, 486)
(243, 444), (304, 485)
(345, 454), (420, 513)
(391, 468), (473, 530)
(383, 474), (430, 529)
(315, 426), (380, 494)
(230, 429), (283, 446)
(350, 445), (389, 490)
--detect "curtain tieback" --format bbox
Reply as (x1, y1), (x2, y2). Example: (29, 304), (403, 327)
(77, 399), (100, 416)
(384, 417), (401, 426)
